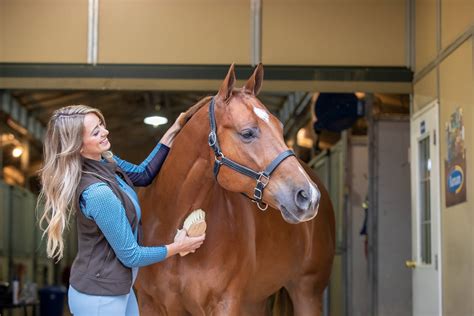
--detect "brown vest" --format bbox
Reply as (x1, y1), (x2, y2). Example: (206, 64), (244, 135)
(69, 157), (142, 296)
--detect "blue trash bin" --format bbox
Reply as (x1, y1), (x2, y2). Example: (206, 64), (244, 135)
(38, 286), (67, 316)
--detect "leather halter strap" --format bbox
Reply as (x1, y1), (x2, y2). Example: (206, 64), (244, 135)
(207, 97), (295, 211)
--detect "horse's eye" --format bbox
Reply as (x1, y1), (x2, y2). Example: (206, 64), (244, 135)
(239, 129), (257, 141)
(241, 130), (254, 139)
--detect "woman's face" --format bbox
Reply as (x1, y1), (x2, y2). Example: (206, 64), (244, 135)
(81, 113), (110, 160)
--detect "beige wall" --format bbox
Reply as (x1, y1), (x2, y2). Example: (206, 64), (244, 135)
(1, 0), (407, 66)
(415, 0), (437, 71)
(99, 0), (250, 64)
(413, 68), (437, 111)
(413, 0), (474, 311)
(262, 0), (406, 66)
(441, 0), (474, 49)
(439, 39), (473, 316)
(0, 0), (88, 62)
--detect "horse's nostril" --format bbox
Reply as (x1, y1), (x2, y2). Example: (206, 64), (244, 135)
(298, 190), (309, 200)
(295, 189), (311, 210)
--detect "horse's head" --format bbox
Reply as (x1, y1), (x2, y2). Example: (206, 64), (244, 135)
(209, 64), (320, 224)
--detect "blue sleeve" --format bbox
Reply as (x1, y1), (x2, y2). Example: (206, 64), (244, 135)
(113, 143), (170, 187)
(80, 183), (168, 267)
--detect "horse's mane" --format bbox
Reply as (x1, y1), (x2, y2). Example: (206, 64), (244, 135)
(179, 96), (213, 127)
(179, 89), (243, 127)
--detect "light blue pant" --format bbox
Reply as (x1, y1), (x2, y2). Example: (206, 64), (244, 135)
(68, 268), (140, 316)
(68, 285), (139, 316)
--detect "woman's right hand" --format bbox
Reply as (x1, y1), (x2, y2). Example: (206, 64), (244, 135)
(159, 112), (186, 147)
(166, 231), (205, 258)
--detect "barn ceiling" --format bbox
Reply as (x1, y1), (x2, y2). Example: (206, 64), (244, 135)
(10, 90), (289, 164)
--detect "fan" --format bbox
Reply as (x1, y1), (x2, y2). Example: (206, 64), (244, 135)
(313, 93), (364, 133)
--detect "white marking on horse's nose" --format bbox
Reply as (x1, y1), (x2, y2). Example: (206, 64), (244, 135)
(253, 106), (269, 123)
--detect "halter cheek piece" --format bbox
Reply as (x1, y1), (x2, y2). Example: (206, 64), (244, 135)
(207, 97), (295, 211)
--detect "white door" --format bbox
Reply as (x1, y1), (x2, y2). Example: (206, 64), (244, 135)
(409, 101), (442, 316)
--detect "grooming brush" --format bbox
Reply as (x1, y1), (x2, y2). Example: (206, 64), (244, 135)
(174, 209), (206, 256)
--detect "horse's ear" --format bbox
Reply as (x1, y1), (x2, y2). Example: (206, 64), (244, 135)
(217, 63), (236, 102)
(244, 63), (263, 96)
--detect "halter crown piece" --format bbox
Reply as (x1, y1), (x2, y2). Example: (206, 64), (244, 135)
(207, 97), (295, 211)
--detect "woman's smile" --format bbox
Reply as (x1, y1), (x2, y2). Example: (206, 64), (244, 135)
(82, 113), (111, 160)
(100, 138), (109, 146)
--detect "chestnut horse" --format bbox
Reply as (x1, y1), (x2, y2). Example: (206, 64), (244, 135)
(135, 64), (335, 315)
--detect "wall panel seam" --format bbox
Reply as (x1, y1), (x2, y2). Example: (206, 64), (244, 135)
(414, 26), (473, 83)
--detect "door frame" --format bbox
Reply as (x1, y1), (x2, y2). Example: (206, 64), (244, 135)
(410, 100), (443, 315)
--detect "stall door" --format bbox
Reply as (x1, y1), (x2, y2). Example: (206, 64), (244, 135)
(310, 131), (347, 316)
(409, 101), (442, 315)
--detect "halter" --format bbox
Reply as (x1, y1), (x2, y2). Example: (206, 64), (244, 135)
(207, 97), (295, 211)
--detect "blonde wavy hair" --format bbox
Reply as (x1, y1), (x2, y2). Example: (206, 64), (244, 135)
(38, 105), (106, 260)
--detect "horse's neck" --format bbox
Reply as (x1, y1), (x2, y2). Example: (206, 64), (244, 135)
(166, 105), (212, 182)
(154, 106), (219, 230)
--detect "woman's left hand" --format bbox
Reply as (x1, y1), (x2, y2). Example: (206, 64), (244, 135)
(160, 112), (186, 147)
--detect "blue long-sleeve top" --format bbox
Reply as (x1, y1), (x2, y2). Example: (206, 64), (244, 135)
(113, 142), (170, 187)
(79, 142), (170, 268)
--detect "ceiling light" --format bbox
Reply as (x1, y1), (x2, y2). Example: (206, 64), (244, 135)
(144, 116), (168, 127)
(12, 146), (23, 158)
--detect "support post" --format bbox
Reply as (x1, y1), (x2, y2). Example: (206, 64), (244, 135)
(366, 93), (378, 316)
(250, 0), (262, 66)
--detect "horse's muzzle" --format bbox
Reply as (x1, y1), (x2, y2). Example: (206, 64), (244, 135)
(278, 183), (320, 224)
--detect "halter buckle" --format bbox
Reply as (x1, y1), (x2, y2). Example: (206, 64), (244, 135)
(254, 173), (269, 201)
(257, 173), (270, 187)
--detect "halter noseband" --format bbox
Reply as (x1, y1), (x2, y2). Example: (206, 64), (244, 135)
(207, 97), (295, 211)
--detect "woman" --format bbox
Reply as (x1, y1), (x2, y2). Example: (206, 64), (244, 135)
(38, 105), (205, 315)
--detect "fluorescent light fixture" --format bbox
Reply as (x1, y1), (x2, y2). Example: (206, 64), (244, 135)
(144, 116), (168, 127)
(12, 146), (23, 158)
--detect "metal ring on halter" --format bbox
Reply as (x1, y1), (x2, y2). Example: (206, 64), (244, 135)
(214, 152), (225, 164)
(257, 201), (269, 211)
(251, 199), (269, 211)
(208, 132), (217, 147)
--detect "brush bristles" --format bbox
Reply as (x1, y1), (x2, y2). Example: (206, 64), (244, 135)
(183, 209), (205, 231)
(175, 209), (207, 256)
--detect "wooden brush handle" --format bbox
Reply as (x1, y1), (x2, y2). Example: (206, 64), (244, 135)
(186, 220), (207, 237)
